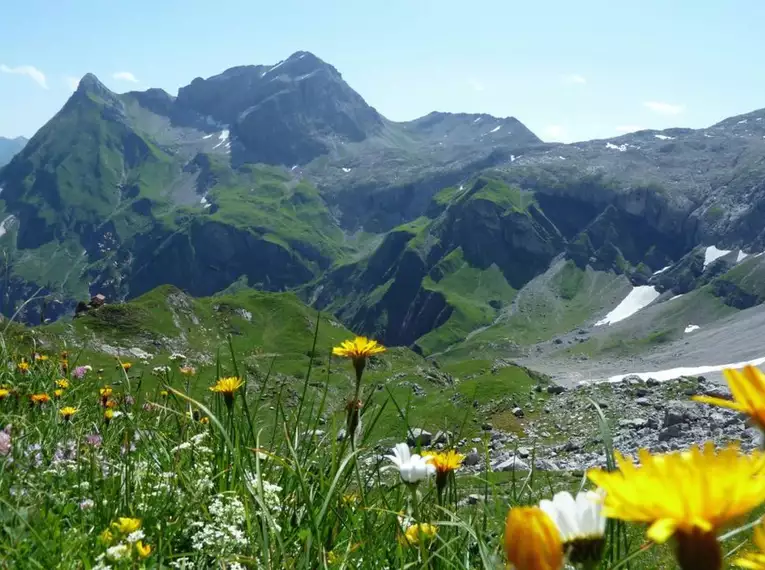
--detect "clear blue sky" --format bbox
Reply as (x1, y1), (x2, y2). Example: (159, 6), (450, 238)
(1, 0), (764, 142)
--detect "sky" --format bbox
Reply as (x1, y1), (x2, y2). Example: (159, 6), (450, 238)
(1, 0), (765, 143)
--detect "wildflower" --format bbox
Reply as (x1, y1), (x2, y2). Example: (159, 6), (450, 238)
(106, 543), (130, 561)
(59, 406), (78, 421)
(79, 499), (95, 510)
(588, 442), (765, 570)
(120, 362), (132, 371)
(332, 336), (386, 382)
(55, 379), (69, 389)
(209, 376), (244, 409)
(386, 443), (435, 484)
(126, 529), (145, 544)
(0, 388), (10, 400)
(105, 399), (118, 409)
(152, 365), (170, 376)
(54, 389), (64, 399)
(425, 449), (464, 495)
(200, 416), (210, 425)
(104, 409), (115, 425)
(72, 365), (92, 379)
(112, 517), (141, 535)
(60, 358), (69, 374)
(123, 394), (135, 406)
(135, 541), (152, 558)
(34, 353), (48, 362)
(160, 390), (169, 397)
(17, 360), (30, 373)
(100, 386), (112, 405)
(169, 352), (186, 361)
(539, 491), (606, 565)
(86, 433), (103, 447)
(505, 506), (563, 570)
(693, 365), (765, 430)
(30, 393), (50, 405)
(402, 522), (438, 546)
(179, 365), (196, 376)
(0, 431), (10, 456)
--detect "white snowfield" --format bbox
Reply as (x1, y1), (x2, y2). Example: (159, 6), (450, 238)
(595, 286), (660, 326)
(703, 245), (731, 268)
(607, 356), (765, 383)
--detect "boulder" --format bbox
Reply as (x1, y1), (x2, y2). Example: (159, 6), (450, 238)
(512, 407), (525, 418)
(407, 428), (432, 447)
(547, 385), (566, 395)
(464, 448), (481, 466)
(494, 456), (530, 472)
(664, 400), (701, 427)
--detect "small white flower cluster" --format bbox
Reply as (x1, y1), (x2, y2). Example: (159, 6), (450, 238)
(152, 365), (171, 376)
(170, 432), (211, 454)
(169, 352), (187, 361)
(244, 472), (283, 512)
(188, 493), (248, 556)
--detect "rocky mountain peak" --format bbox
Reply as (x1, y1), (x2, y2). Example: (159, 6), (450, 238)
(76, 73), (111, 96)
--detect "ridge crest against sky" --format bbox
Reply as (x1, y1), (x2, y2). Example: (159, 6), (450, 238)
(1, 0), (764, 142)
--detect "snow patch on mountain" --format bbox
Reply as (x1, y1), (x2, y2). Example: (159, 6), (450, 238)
(607, 355), (765, 383)
(703, 245), (732, 268)
(595, 286), (660, 326)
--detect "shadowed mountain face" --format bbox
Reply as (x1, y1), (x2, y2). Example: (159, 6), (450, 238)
(0, 51), (765, 353)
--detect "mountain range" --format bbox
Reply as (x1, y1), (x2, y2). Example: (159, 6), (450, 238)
(1, 50), (765, 363)
(0, 136), (27, 168)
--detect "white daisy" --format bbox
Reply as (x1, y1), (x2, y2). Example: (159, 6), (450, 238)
(539, 490), (606, 543)
(385, 443), (435, 483)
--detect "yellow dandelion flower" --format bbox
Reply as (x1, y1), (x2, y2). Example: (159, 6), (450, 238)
(17, 360), (30, 373)
(734, 518), (765, 569)
(210, 376), (244, 409)
(0, 388), (10, 400)
(402, 523), (438, 546)
(332, 336), (385, 381)
(54, 389), (64, 399)
(425, 449), (465, 494)
(105, 399), (118, 409)
(104, 408), (115, 424)
(135, 541), (152, 558)
(332, 336), (385, 361)
(55, 379), (70, 389)
(504, 506), (563, 570)
(199, 416), (210, 424)
(693, 365), (765, 430)
(112, 517), (141, 535)
(35, 354), (48, 362)
(100, 386), (112, 405)
(120, 362), (132, 371)
(588, 442), (765, 570)
(59, 406), (78, 420)
(30, 393), (50, 405)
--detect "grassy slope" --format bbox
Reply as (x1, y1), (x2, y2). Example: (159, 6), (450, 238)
(35, 285), (544, 441)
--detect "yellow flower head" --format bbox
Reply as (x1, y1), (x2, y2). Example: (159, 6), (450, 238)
(17, 360), (30, 373)
(0, 388), (10, 400)
(332, 336), (386, 361)
(199, 416), (210, 424)
(112, 517), (141, 535)
(402, 523), (438, 546)
(121, 362), (132, 371)
(135, 541), (152, 558)
(105, 399), (118, 409)
(210, 376), (244, 395)
(504, 506), (563, 570)
(104, 409), (115, 422)
(425, 449), (465, 474)
(694, 365), (765, 429)
(54, 389), (64, 398)
(34, 353), (48, 362)
(588, 442), (765, 546)
(179, 365), (196, 376)
(160, 390), (169, 397)
(55, 379), (70, 389)
(30, 393), (50, 405)
(734, 518), (765, 569)
(59, 406), (78, 420)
